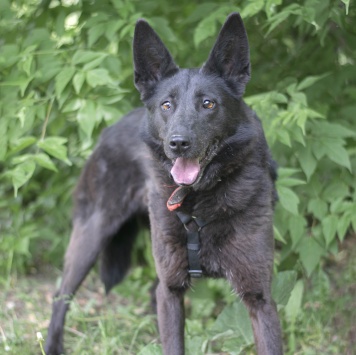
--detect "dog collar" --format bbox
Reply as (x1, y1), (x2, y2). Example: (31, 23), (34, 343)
(167, 186), (191, 211)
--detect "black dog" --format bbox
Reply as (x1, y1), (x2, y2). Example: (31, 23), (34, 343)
(45, 13), (283, 355)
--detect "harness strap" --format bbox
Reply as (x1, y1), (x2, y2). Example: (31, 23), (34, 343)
(176, 211), (208, 278)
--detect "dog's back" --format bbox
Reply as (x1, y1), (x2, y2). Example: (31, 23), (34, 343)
(73, 108), (148, 223)
(72, 108), (150, 291)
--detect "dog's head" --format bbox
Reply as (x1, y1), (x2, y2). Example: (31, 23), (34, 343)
(133, 13), (252, 189)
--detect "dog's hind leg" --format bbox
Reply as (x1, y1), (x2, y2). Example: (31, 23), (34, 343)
(45, 210), (109, 355)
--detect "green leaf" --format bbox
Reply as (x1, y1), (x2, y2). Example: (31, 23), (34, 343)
(274, 225), (286, 243)
(150, 17), (177, 43)
(314, 122), (356, 138)
(277, 129), (291, 147)
(221, 336), (252, 355)
(297, 145), (317, 180)
(351, 204), (356, 233)
(62, 98), (84, 113)
(9, 136), (36, 155)
(88, 23), (106, 47)
(184, 335), (205, 355)
(55, 66), (76, 98)
(277, 168), (301, 178)
(0, 118), (8, 160)
(291, 126), (306, 146)
(72, 72), (86, 94)
(337, 214), (351, 241)
(211, 301), (254, 345)
(297, 237), (324, 276)
(33, 153), (58, 172)
(277, 186), (299, 215)
(322, 181), (349, 202)
(11, 154), (33, 165)
(21, 55), (33, 76)
(241, 0), (264, 18)
(72, 50), (106, 65)
(307, 198), (328, 220)
(330, 198), (351, 214)
(17, 106), (29, 128)
(7, 160), (36, 196)
(185, 3), (219, 24)
(105, 19), (125, 42)
(266, 4), (302, 35)
(278, 177), (305, 187)
(194, 14), (217, 47)
(138, 343), (162, 355)
(271, 271), (297, 306)
(284, 280), (304, 322)
(321, 139), (351, 171)
(0, 44), (20, 70)
(37, 137), (71, 165)
(22, 80), (33, 98)
(311, 139), (325, 160)
(97, 104), (121, 124)
(322, 215), (338, 246)
(265, 0), (283, 17)
(77, 101), (96, 138)
(86, 68), (113, 87)
(16, 235), (30, 255)
(296, 73), (329, 91)
(83, 56), (108, 71)
(288, 215), (306, 248)
(288, 89), (307, 106)
(245, 91), (288, 105)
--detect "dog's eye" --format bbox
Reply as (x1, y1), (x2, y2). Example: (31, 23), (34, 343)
(203, 100), (215, 109)
(161, 101), (172, 111)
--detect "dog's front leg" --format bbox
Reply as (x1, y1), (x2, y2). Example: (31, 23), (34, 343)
(224, 228), (283, 354)
(244, 292), (283, 355)
(156, 281), (185, 355)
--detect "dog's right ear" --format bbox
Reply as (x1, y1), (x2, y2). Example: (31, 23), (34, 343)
(201, 13), (251, 98)
(133, 20), (179, 100)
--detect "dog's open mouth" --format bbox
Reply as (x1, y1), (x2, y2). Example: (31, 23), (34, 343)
(170, 142), (219, 187)
(170, 157), (200, 186)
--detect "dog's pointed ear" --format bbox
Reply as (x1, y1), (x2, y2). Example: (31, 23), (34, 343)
(133, 19), (179, 99)
(201, 13), (250, 97)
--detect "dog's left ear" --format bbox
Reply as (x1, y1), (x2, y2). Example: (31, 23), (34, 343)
(201, 13), (250, 97)
(133, 19), (179, 100)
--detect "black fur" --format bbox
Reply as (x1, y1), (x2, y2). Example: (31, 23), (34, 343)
(45, 13), (283, 355)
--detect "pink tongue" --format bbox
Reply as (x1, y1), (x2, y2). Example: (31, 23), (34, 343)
(171, 158), (200, 185)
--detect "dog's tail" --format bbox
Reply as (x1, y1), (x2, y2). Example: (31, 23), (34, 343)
(99, 217), (139, 294)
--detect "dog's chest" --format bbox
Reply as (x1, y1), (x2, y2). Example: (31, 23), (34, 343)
(199, 219), (239, 277)
(177, 209), (239, 278)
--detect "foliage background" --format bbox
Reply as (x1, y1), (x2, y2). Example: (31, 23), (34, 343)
(0, 0), (355, 354)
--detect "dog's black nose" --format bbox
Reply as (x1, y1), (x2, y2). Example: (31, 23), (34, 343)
(169, 135), (191, 153)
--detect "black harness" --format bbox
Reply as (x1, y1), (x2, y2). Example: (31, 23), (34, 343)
(176, 211), (209, 278)
(167, 185), (210, 278)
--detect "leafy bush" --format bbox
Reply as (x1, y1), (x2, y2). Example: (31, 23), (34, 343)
(0, 0), (355, 353)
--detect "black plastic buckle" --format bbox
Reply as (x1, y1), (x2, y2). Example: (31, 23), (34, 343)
(188, 269), (203, 278)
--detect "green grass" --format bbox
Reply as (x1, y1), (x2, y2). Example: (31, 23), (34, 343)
(1, 237), (355, 355)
